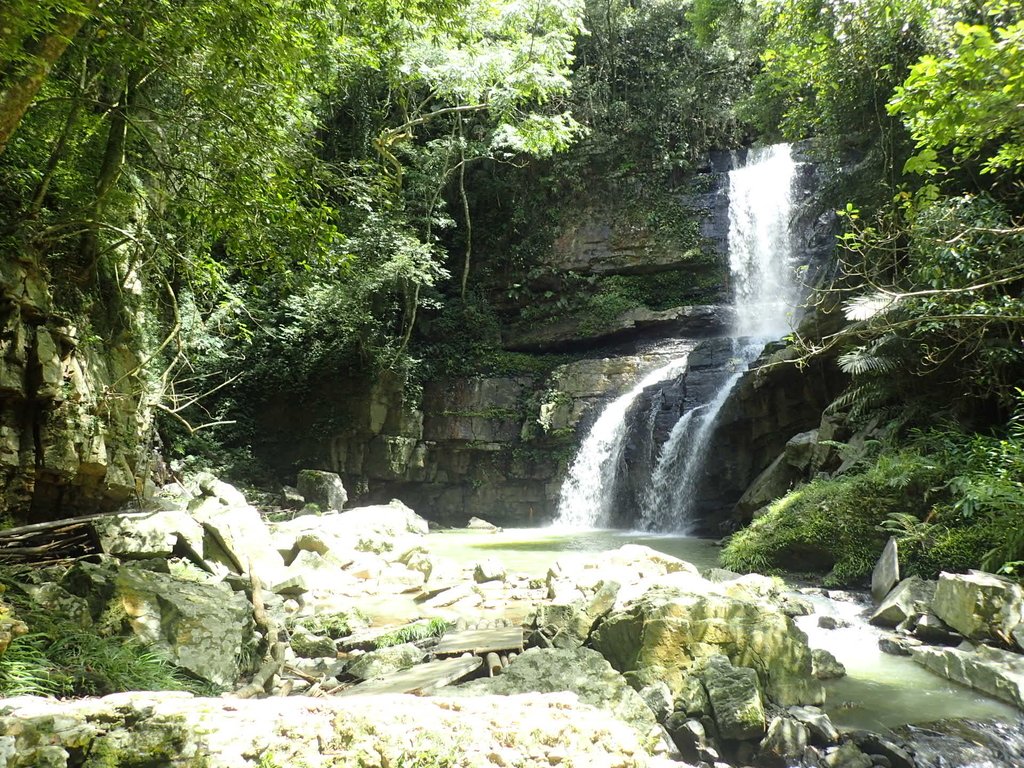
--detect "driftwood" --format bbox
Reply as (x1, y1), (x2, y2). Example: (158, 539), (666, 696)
(233, 641), (286, 699)
(0, 514), (110, 565)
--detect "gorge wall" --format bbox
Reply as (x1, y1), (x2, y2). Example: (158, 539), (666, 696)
(264, 142), (840, 529)
(0, 257), (155, 522)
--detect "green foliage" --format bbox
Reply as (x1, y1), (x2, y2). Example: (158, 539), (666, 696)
(724, 415), (1024, 581)
(721, 474), (904, 586)
(373, 618), (450, 649)
(0, 578), (203, 698)
(890, 17), (1024, 176)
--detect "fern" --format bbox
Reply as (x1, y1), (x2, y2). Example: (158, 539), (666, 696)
(838, 346), (898, 376)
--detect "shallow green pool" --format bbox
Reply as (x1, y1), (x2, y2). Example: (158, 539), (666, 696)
(426, 527), (721, 575)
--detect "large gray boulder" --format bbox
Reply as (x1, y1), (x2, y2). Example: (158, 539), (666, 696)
(451, 647), (659, 748)
(113, 566), (254, 686)
(911, 642), (1024, 709)
(931, 570), (1024, 646)
(759, 716), (809, 765)
(869, 575), (936, 628)
(590, 583), (824, 706)
(188, 475), (285, 586)
(93, 510), (203, 559)
(296, 469), (348, 511)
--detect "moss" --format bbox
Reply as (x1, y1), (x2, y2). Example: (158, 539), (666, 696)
(720, 475), (897, 586)
(902, 523), (1002, 580)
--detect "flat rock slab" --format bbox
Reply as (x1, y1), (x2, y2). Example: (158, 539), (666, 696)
(0, 689), (661, 768)
(337, 656), (482, 696)
(911, 643), (1024, 710)
(433, 627), (525, 656)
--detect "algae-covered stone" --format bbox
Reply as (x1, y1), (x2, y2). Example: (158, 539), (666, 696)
(811, 648), (846, 680)
(450, 646), (659, 748)
(346, 642), (427, 680)
(699, 655), (766, 741)
(296, 469), (348, 511)
(114, 566), (254, 686)
(590, 584), (823, 706)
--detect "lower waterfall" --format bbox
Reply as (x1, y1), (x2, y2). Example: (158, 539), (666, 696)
(553, 355), (689, 529)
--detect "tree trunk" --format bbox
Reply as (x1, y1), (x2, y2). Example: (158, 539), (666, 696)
(0, 0), (99, 155)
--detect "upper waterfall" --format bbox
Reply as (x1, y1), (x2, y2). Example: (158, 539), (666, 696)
(640, 143), (801, 531)
(728, 144), (799, 339)
(553, 143), (801, 532)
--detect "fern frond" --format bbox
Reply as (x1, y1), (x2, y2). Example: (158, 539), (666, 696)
(838, 346), (899, 376)
(826, 381), (894, 420)
(843, 292), (900, 321)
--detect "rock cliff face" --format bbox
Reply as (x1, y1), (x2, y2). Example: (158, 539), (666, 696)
(0, 257), (154, 521)
(259, 345), (691, 526)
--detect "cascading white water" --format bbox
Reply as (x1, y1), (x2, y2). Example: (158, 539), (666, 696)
(729, 144), (799, 337)
(553, 356), (690, 529)
(639, 343), (761, 532)
(642, 144), (799, 531)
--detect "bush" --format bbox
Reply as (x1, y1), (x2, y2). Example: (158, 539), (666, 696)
(722, 419), (1024, 584)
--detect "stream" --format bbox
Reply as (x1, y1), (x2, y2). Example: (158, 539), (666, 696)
(424, 528), (1020, 751)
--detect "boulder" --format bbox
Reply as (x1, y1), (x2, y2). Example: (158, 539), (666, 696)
(271, 500), (429, 562)
(931, 570), (1024, 646)
(466, 516), (501, 531)
(93, 510), (204, 559)
(787, 705), (839, 745)
(113, 565), (255, 686)
(528, 580), (620, 648)
(825, 742), (874, 768)
(913, 612), (960, 644)
(675, 674), (711, 717)
(639, 681), (674, 722)
(870, 537), (900, 604)
(289, 626), (337, 659)
(187, 480), (285, 586)
(664, 715), (713, 763)
(590, 583), (824, 706)
(699, 655), (766, 741)
(759, 716), (809, 765)
(472, 558), (506, 584)
(450, 646), (659, 747)
(811, 648), (846, 680)
(910, 643), (1024, 709)
(345, 643), (427, 680)
(296, 469), (348, 511)
(869, 576), (935, 628)
(0, 690), (665, 768)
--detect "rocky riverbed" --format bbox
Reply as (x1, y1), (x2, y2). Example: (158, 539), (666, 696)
(0, 473), (1021, 767)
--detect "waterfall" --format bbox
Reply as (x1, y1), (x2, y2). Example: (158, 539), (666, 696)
(553, 143), (799, 532)
(639, 343), (761, 532)
(553, 356), (690, 529)
(641, 144), (799, 531)
(729, 144), (799, 337)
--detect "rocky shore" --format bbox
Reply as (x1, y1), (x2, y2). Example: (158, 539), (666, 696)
(0, 474), (1021, 767)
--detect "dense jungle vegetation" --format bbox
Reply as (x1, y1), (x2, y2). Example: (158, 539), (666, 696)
(1, 0), (1022, 582)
